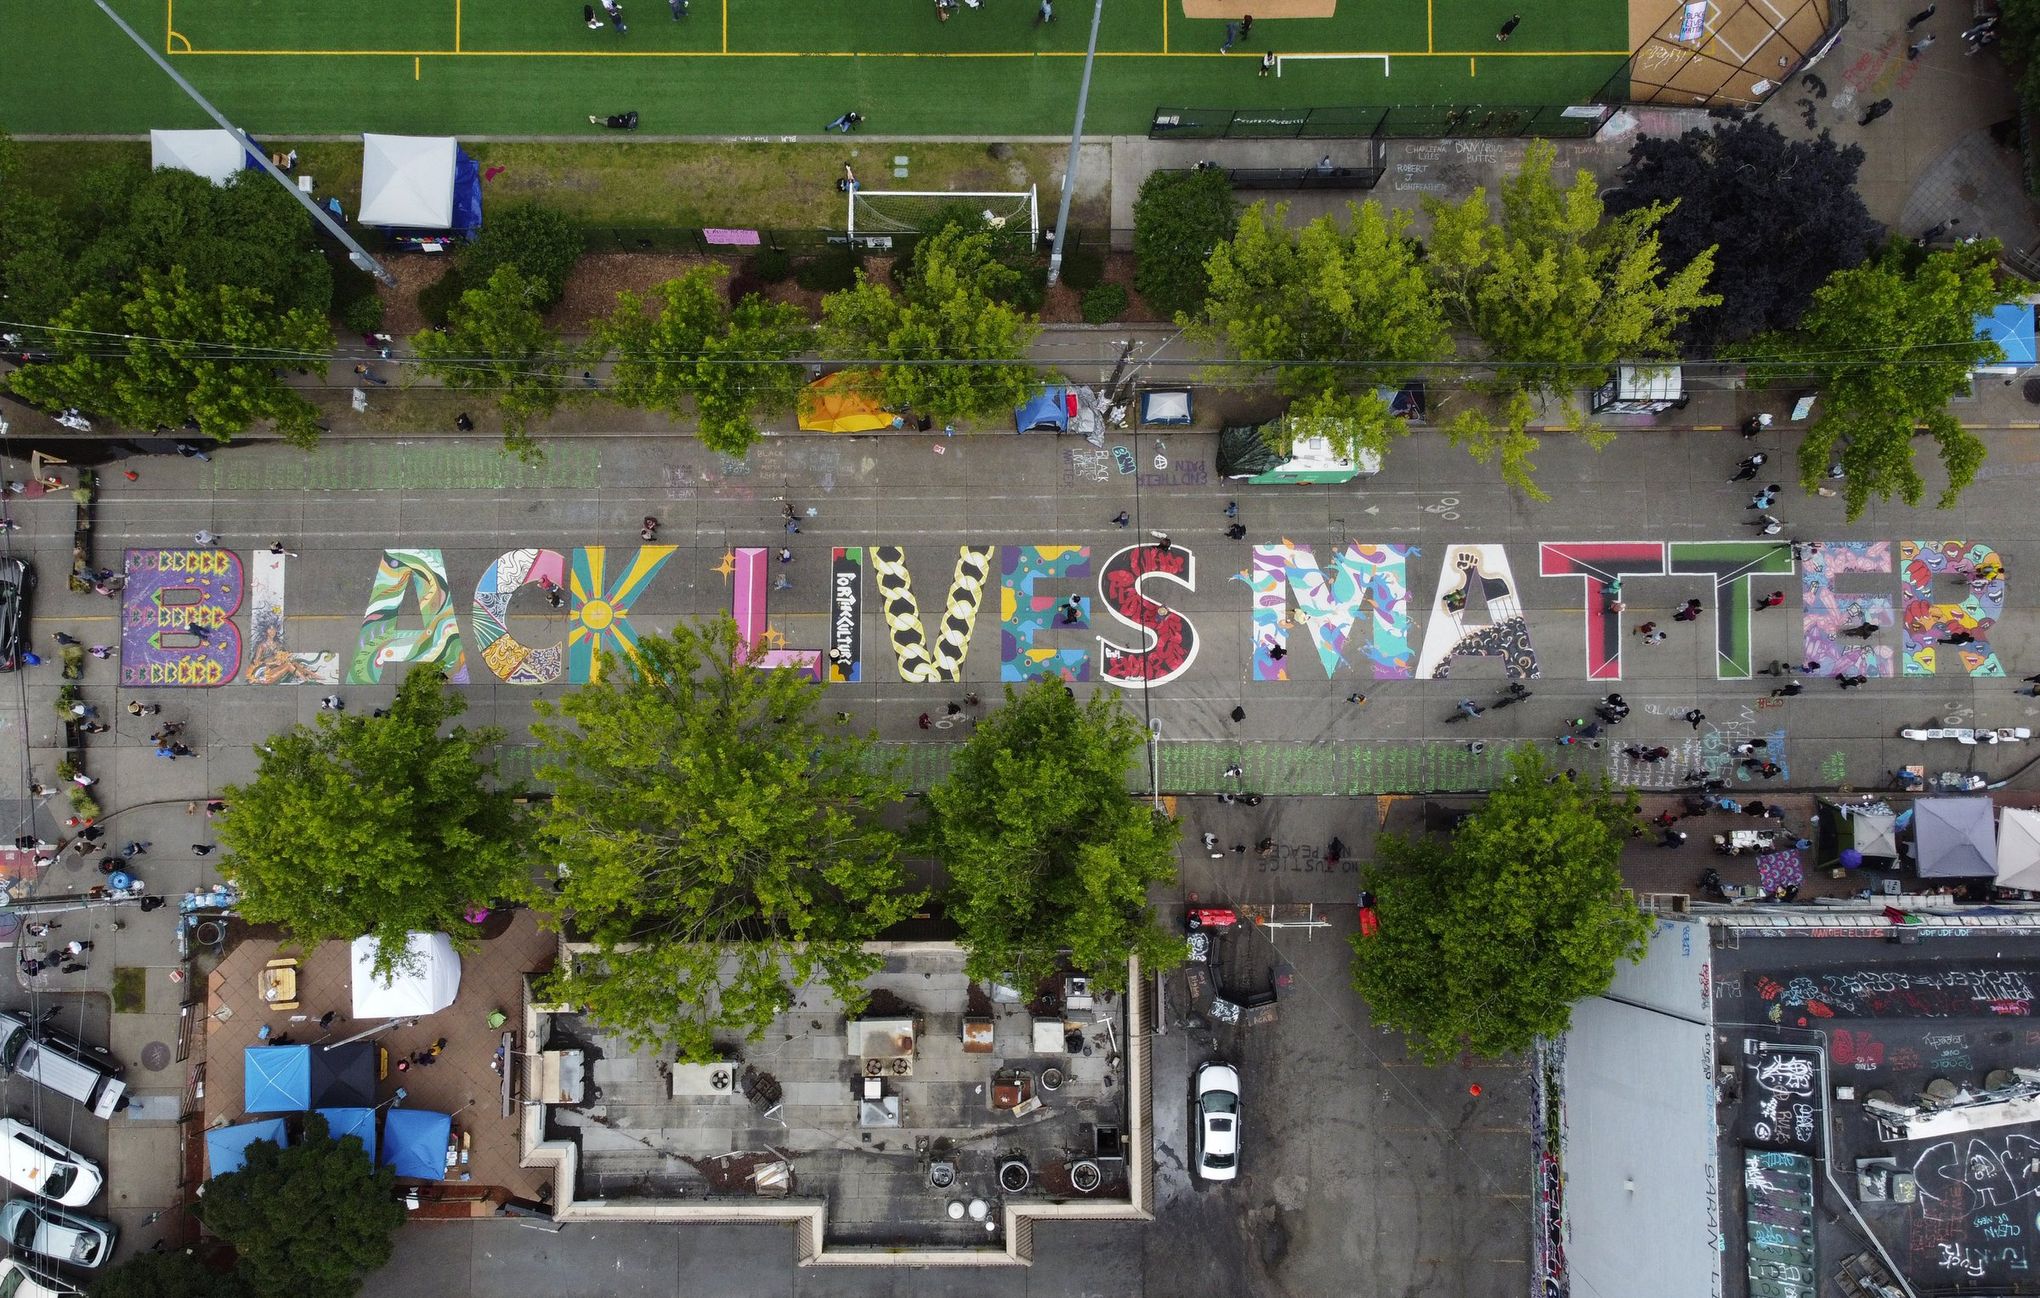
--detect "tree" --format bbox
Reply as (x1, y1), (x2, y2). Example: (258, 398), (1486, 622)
(1189, 199), (1451, 468)
(411, 265), (574, 457)
(1425, 140), (1719, 398)
(194, 1114), (405, 1298)
(1606, 115), (1877, 352)
(459, 203), (585, 308)
(215, 668), (528, 978)
(598, 267), (809, 455)
(1351, 747), (1651, 1064)
(923, 678), (1186, 993)
(89, 1252), (246, 1298)
(819, 225), (1039, 423)
(6, 268), (332, 446)
(1132, 167), (1236, 319)
(533, 619), (922, 1060)
(1743, 240), (2021, 518)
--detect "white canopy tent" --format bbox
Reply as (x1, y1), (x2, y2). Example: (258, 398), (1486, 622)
(1999, 808), (2040, 892)
(150, 129), (250, 187)
(359, 134), (458, 229)
(350, 932), (462, 1018)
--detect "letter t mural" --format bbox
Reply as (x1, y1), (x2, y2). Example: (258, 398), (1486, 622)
(1538, 543), (1667, 680)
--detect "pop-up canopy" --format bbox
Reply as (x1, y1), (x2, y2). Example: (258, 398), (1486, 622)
(359, 134), (482, 234)
(316, 1107), (379, 1161)
(206, 1118), (288, 1177)
(1915, 797), (1999, 878)
(244, 1044), (310, 1113)
(381, 1108), (452, 1180)
(311, 1041), (377, 1108)
(1975, 303), (2037, 374)
(150, 129), (260, 186)
(1998, 808), (2040, 892)
(351, 932), (462, 1018)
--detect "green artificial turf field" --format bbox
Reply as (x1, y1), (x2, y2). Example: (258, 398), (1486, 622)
(1, 0), (1628, 137)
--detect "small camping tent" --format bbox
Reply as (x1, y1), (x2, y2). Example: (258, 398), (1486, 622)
(1998, 808), (2040, 892)
(244, 1044), (311, 1113)
(1914, 797), (1999, 878)
(351, 932), (462, 1018)
(1015, 386), (1074, 433)
(1975, 303), (2037, 376)
(1138, 390), (1192, 427)
(359, 134), (483, 239)
(797, 372), (896, 433)
(206, 1118), (288, 1178)
(150, 130), (260, 187)
(310, 1041), (377, 1108)
(381, 1108), (452, 1180)
(316, 1107), (379, 1161)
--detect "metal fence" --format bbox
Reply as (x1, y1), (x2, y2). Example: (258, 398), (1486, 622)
(1148, 103), (1607, 141)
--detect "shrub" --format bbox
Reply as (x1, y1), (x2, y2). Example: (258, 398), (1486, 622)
(460, 205), (585, 307)
(748, 247), (793, 284)
(795, 249), (861, 293)
(341, 292), (386, 335)
(1002, 265), (1048, 314)
(415, 267), (466, 328)
(1080, 283), (1128, 324)
(1061, 248), (1106, 293)
(67, 788), (99, 821)
(1132, 168), (1237, 319)
(331, 255), (386, 334)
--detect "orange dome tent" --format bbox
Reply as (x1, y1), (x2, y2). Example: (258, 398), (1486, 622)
(797, 371), (897, 433)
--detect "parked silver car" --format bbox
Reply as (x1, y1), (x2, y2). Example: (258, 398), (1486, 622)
(0, 1200), (115, 1268)
(0, 1120), (102, 1208)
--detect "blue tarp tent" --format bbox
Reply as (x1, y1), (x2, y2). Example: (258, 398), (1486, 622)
(206, 1118), (288, 1177)
(316, 1107), (379, 1161)
(244, 1044), (311, 1113)
(1015, 386), (1072, 433)
(1976, 303), (2036, 372)
(381, 1108), (451, 1180)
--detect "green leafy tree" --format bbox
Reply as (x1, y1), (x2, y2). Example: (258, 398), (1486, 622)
(7, 267), (332, 446)
(923, 679), (1186, 992)
(1189, 199), (1451, 468)
(598, 267), (809, 455)
(89, 1252), (246, 1298)
(194, 1114), (405, 1298)
(1352, 748), (1650, 1063)
(459, 203), (585, 308)
(1743, 240), (2020, 518)
(533, 619), (922, 1061)
(411, 265), (573, 457)
(1132, 167), (1236, 318)
(216, 668), (528, 977)
(819, 225), (1039, 423)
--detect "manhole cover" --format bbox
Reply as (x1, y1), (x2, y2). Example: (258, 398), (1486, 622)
(139, 1042), (170, 1072)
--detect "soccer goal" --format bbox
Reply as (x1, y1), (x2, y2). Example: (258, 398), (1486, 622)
(846, 187), (1039, 253)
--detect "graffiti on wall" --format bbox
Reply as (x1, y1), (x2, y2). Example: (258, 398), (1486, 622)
(120, 548), (245, 687)
(1538, 542), (1666, 680)
(470, 549), (567, 685)
(1247, 541), (1413, 682)
(830, 548), (862, 683)
(1417, 544), (1538, 680)
(1000, 545), (1093, 683)
(1667, 541), (1799, 679)
(1901, 540), (2006, 677)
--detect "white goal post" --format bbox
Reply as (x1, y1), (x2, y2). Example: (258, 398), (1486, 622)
(846, 186), (1039, 248)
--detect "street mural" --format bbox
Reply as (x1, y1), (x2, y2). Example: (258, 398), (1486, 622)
(114, 535), (2009, 690)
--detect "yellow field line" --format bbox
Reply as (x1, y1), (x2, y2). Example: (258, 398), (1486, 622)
(1426, 0), (1432, 52)
(455, 0), (462, 52)
(416, 55), (422, 79)
(1162, 0), (1169, 54)
(165, 0), (173, 51)
(173, 46), (1633, 58)
(722, 0), (729, 52)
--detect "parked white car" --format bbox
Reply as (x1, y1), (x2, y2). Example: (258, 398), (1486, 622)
(0, 1199), (115, 1268)
(0, 1120), (102, 1207)
(1194, 1061), (1242, 1182)
(0, 1257), (84, 1298)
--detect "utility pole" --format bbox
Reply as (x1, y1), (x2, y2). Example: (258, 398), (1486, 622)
(1045, 0), (1107, 286)
(92, 0), (395, 286)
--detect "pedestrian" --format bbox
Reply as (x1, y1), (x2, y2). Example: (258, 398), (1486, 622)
(86, 645), (111, 659)
(1111, 510), (1130, 528)
(1225, 522), (1247, 540)
(1741, 412), (1772, 439)
(825, 111), (864, 133)
(1771, 681), (1805, 697)
(1683, 708), (1705, 729)
(1153, 533), (1173, 553)
(1755, 590), (1785, 610)
(1221, 19), (1237, 51)
(64, 940), (91, 956)
(602, 0), (628, 30)
(1458, 699), (1484, 719)
(918, 713), (931, 729)
(68, 703), (95, 719)
(455, 412), (474, 432)
(640, 516), (660, 542)
(1230, 705), (1247, 722)
(1749, 485), (1779, 511)
(1496, 12), (1520, 40)
(79, 721), (108, 734)
(1239, 13), (1252, 39)
(351, 363), (387, 386)
(52, 631), (79, 647)
(125, 701), (154, 717)
(669, 0), (687, 15)
(1750, 514), (1784, 536)
(121, 842), (149, 858)
(1632, 621), (1656, 637)
(154, 746), (179, 760)
(773, 574), (791, 591)
(319, 694), (344, 711)
(1660, 829), (1689, 848)
(1842, 621), (1879, 639)
(1909, 33), (1935, 57)
(194, 529), (220, 546)
(778, 546), (792, 564)
(1645, 630), (1667, 645)
(192, 844), (215, 855)
(1035, 0), (1053, 23)
(169, 742), (194, 757)
(1346, 692), (1367, 705)
(174, 443), (211, 462)
(1939, 630), (1977, 645)
(1859, 98), (1893, 126)
(1838, 673), (1868, 689)
(1729, 453), (1767, 482)
(1269, 645), (1287, 661)
(1259, 50), (1275, 75)
(269, 541), (298, 558)
(1907, 2), (1935, 26)
(1674, 599), (1702, 622)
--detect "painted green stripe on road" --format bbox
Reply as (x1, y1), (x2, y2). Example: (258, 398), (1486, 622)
(207, 443), (598, 492)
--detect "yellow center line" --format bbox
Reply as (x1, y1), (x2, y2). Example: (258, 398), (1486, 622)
(456, 0), (463, 53)
(1426, 0), (1433, 52)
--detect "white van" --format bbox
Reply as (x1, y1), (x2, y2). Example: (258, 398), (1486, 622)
(0, 1012), (125, 1119)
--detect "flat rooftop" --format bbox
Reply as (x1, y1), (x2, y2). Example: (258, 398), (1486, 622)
(545, 946), (1134, 1249)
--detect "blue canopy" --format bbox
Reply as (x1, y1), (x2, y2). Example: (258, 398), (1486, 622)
(1976, 303), (2036, 369)
(1015, 386), (1071, 433)
(244, 1044), (311, 1113)
(316, 1107), (378, 1161)
(206, 1118), (288, 1177)
(381, 1108), (451, 1180)
(451, 147), (483, 238)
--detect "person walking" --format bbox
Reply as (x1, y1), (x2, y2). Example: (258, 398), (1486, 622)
(1683, 708), (1706, 729)
(1771, 680), (1805, 697)
(1838, 673), (1868, 689)
(1495, 13), (1521, 40)
(1842, 621), (1880, 639)
(319, 694), (344, 711)
(194, 530), (220, 546)
(1755, 590), (1785, 610)
(1221, 20), (1237, 52)
(1909, 32), (1935, 57)
(1749, 484), (1779, 511)
(64, 940), (91, 956)
(1673, 598), (1703, 623)
(1750, 514), (1785, 536)
(1907, 2), (1936, 27)
(86, 645), (112, 659)
(52, 631), (79, 647)
(1036, 0), (1053, 22)
(192, 844), (215, 856)
(1150, 531), (1172, 552)
(455, 412), (475, 432)
(1111, 510), (1130, 528)
(1730, 453), (1767, 482)
(1238, 13), (1252, 39)
(1225, 522), (1247, 540)
(352, 363), (388, 386)
(778, 546), (793, 564)
(1859, 98), (1894, 126)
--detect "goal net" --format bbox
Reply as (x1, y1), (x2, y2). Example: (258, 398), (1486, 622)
(847, 187), (1039, 253)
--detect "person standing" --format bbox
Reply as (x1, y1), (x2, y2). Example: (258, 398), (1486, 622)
(1259, 50), (1275, 76)
(1496, 13), (1521, 41)
(1859, 98), (1893, 126)
(1683, 708), (1706, 729)
(1111, 510), (1130, 528)
(1909, 33), (1935, 58)
(1036, 0), (1053, 22)
(1238, 13), (1252, 40)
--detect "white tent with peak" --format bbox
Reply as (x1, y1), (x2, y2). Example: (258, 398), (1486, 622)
(150, 129), (253, 187)
(350, 931), (462, 1018)
(358, 134), (459, 228)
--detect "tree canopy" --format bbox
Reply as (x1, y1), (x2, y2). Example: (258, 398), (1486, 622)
(1606, 115), (1877, 353)
(1132, 167), (1236, 319)
(194, 1114), (406, 1298)
(459, 203), (585, 308)
(88, 1252), (246, 1298)
(1742, 240), (2019, 518)
(7, 268), (332, 446)
(1351, 747), (1651, 1064)
(533, 619), (922, 1061)
(598, 267), (809, 455)
(411, 265), (574, 457)
(1189, 199), (1451, 470)
(922, 679), (1185, 992)
(216, 668), (529, 978)
(819, 225), (1039, 422)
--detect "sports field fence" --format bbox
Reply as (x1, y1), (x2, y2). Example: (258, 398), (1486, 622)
(1148, 103), (1610, 141)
